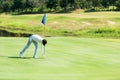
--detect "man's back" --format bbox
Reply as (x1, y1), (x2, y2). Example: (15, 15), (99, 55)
(30, 34), (43, 42)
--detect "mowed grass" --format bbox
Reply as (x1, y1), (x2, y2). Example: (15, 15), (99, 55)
(0, 37), (120, 80)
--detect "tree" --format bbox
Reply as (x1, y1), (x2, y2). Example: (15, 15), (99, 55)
(0, 0), (14, 12)
(84, 0), (93, 9)
(38, 0), (48, 12)
(69, 0), (80, 10)
(115, 0), (120, 10)
(60, 0), (69, 12)
(101, 0), (109, 8)
(46, 0), (60, 10)
(1, 0), (120, 13)
(26, 0), (38, 12)
(109, 0), (117, 10)
(12, 0), (26, 13)
(79, 0), (87, 9)
(92, 0), (101, 8)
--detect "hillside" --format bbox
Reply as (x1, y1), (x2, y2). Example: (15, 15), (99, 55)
(0, 12), (120, 38)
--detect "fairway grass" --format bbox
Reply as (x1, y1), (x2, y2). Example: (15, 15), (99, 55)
(0, 37), (120, 80)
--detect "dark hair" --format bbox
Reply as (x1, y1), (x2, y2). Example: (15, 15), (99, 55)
(42, 39), (47, 46)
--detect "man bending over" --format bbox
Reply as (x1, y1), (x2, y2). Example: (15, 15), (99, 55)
(20, 34), (47, 58)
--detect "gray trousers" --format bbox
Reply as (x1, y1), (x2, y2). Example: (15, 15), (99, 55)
(20, 38), (38, 58)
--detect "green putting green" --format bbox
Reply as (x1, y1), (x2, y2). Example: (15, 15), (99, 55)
(0, 37), (120, 80)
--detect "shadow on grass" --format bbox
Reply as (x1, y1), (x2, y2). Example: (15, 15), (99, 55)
(8, 56), (33, 59)
(0, 55), (45, 59)
(8, 56), (45, 59)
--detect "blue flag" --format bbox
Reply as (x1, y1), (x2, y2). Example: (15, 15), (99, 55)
(41, 13), (46, 25)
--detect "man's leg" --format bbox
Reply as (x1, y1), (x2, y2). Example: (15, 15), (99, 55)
(20, 39), (32, 57)
(33, 41), (38, 58)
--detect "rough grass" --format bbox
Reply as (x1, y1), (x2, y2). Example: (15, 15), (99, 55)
(0, 37), (120, 80)
(0, 12), (120, 37)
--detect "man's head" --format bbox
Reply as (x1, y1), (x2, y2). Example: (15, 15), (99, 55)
(42, 39), (47, 46)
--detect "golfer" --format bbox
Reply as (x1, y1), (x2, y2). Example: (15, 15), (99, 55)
(20, 34), (47, 58)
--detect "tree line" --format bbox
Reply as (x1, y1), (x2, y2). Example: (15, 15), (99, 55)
(0, 0), (120, 14)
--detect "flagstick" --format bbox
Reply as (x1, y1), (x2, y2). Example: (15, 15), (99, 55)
(41, 13), (46, 37)
(43, 24), (45, 56)
(44, 24), (46, 37)
(41, 13), (46, 57)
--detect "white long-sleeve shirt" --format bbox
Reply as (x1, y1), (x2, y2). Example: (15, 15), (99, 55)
(29, 34), (45, 56)
(29, 34), (44, 42)
(20, 34), (46, 58)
